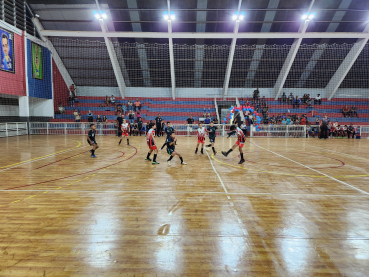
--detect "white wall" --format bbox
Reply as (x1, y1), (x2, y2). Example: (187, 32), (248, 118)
(29, 97), (54, 117)
(0, 105), (19, 116)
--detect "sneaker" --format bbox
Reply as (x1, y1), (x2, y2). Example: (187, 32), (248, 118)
(145, 158), (152, 161)
(167, 161), (171, 165)
(159, 148), (162, 151)
(152, 161), (160, 165)
(201, 152), (204, 155)
(195, 151), (198, 154)
(181, 162), (187, 165)
(118, 141), (121, 145)
(91, 155), (97, 158)
(213, 151), (217, 155)
(221, 151), (228, 157)
(238, 159), (245, 164)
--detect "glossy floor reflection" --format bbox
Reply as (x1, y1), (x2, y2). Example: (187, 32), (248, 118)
(0, 135), (368, 276)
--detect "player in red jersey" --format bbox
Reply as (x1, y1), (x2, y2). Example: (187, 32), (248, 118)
(195, 123), (206, 154)
(146, 123), (159, 164)
(221, 125), (246, 164)
(119, 119), (130, 146)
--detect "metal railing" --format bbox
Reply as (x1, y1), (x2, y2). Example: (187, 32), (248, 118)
(0, 122), (28, 137)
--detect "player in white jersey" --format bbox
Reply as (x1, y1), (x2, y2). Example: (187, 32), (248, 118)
(119, 119), (130, 146)
(195, 123), (206, 154)
(146, 123), (159, 164)
(222, 125), (246, 164)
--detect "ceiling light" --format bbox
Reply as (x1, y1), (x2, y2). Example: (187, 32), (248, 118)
(308, 13), (315, 19)
(232, 14), (238, 21)
(95, 13), (101, 19)
(301, 14), (308, 20)
(170, 14), (175, 20)
(101, 13), (107, 19)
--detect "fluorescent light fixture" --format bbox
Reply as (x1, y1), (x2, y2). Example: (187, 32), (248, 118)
(239, 12), (245, 20)
(163, 11), (169, 21)
(232, 15), (237, 20)
(95, 13), (101, 19)
(308, 13), (315, 19)
(101, 13), (107, 19)
(301, 14), (308, 20)
(170, 14), (175, 20)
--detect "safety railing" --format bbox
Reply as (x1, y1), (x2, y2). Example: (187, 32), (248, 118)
(0, 122), (28, 138)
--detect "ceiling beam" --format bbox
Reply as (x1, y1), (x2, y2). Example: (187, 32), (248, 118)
(167, 0), (176, 100)
(39, 30), (369, 39)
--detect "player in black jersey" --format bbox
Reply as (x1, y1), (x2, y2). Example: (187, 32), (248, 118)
(166, 133), (186, 165)
(205, 121), (217, 155)
(160, 122), (177, 151)
(87, 124), (99, 158)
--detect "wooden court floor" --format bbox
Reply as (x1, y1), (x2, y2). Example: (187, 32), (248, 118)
(0, 134), (369, 277)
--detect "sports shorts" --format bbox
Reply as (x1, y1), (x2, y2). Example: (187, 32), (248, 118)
(236, 141), (244, 148)
(209, 137), (215, 143)
(167, 148), (175, 155)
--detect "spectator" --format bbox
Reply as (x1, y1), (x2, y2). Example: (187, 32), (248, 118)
(68, 94), (75, 107)
(87, 110), (94, 122)
(342, 105), (350, 117)
(96, 115), (102, 123)
(122, 102), (127, 115)
(314, 94), (321, 105)
(262, 104), (269, 119)
(134, 99), (141, 111)
(288, 93), (294, 105)
(293, 96), (301, 109)
(282, 118), (287, 125)
(300, 116), (306, 126)
(347, 123), (355, 138)
(213, 117), (219, 124)
(110, 95), (116, 106)
(281, 92), (287, 104)
(260, 96), (266, 106)
(155, 114), (163, 137)
(253, 88), (260, 102)
(281, 113), (287, 119)
(128, 111), (135, 124)
(205, 116), (211, 124)
(105, 95), (110, 107)
(320, 115), (329, 139)
(351, 105), (358, 118)
(102, 115), (108, 123)
(73, 109), (81, 122)
(58, 102), (65, 114)
(70, 84), (76, 97)
(240, 121), (247, 137)
(286, 116), (291, 125)
(128, 100), (133, 111)
(115, 102), (123, 115)
(186, 115), (195, 125)
(116, 113), (123, 137)
(305, 95), (312, 108)
(136, 110), (141, 121)
(315, 116), (320, 125)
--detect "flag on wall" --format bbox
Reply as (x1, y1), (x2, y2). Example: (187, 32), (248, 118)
(0, 27), (15, 73)
(32, 42), (43, 80)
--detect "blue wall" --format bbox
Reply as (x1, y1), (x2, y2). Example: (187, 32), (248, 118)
(27, 39), (52, 99)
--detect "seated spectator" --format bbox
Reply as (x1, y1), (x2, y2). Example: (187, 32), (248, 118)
(281, 113), (287, 119)
(288, 93), (294, 105)
(244, 100), (250, 107)
(342, 105), (350, 117)
(128, 110), (135, 124)
(134, 99), (141, 111)
(282, 118), (287, 125)
(58, 102), (65, 114)
(136, 110), (141, 121)
(305, 95), (312, 108)
(286, 116), (291, 125)
(276, 114), (282, 121)
(74, 109), (81, 122)
(115, 102), (123, 115)
(102, 115), (108, 123)
(186, 116), (195, 125)
(205, 116), (211, 124)
(253, 88), (260, 102)
(351, 105), (358, 118)
(281, 92), (287, 104)
(128, 100), (133, 111)
(213, 117), (219, 124)
(96, 115), (102, 123)
(262, 104), (269, 119)
(314, 94), (321, 105)
(110, 95), (116, 106)
(105, 95), (110, 106)
(302, 94), (307, 103)
(315, 116), (320, 125)
(347, 123), (355, 138)
(300, 116), (306, 125)
(293, 96), (301, 108)
(122, 103), (127, 115)
(87, 110), (94, 122)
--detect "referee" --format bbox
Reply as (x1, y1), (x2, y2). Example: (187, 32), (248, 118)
(320, 115), (329, 139)
(116, 113), (124, 137)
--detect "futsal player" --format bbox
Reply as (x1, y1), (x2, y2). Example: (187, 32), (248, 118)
(166, 133), (187, 165)
(195, 123), (206, 154)
(160, 122), (177, 151)
(119, 119), (130, 146)
(146, 123), (159, 164)
(221, 125), (246, 164)
(205, 121), (217, 155)
(87, 124), (99, 158)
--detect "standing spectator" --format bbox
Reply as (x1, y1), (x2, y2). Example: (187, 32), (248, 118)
(70, 84), (76, 96)
(262, 104), (269, 120)
(315, 116), (320, 125)
(253, 88), (260, 102)
(68, 94), (75, 107)
(342, 105), (350, 117)
(155, 113), (163, 137)
(136, 110), (141, 121)
(347, 123), (355, 138)
(134, 99), (141, 111)
(260, 96), (266, 106)
(281, 92), (287, 104)
(288, 93), (294, 105)
(293, 96), (301, 109)
(137, 118), (144, 136)
(87, 110), (94, 122)
(58, 102), (65, 114)
(110, 95), (116, 106)
(105, 95), (110, 107)
(116, 113), (123, 137)
(320, 115), (329, 139)
(122, 102), (127, 115)
(74, 109), (81, 122)
(128, 111), (135, 124)
(128, 100), (133, 111)
(350, 105), (358, 118)
(96, 115), (102, 123)
(314, 94), (321, 105)
(186, 115), (194, 125)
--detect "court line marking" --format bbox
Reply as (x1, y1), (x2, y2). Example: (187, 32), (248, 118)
(205, 148), (228, 194)
(0, 140), (82, 169)
(250, 141), (369, 196)
(309, 144), (369, 163)
(1, 189), (368, 198)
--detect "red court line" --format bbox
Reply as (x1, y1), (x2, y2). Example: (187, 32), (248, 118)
(34, 150), (90, 170)
(5, 145), (138, 191)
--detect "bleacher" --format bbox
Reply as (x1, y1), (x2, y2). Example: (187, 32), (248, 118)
(52, 96), (217, 124)
(240, 98), (369, 125)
